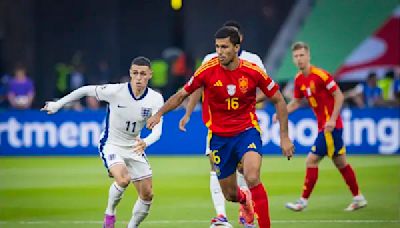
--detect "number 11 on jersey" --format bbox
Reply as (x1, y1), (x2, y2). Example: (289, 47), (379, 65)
(126, 121), (136, 132)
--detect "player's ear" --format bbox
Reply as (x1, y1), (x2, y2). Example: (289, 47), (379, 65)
(235, 44), (240, 53)
(148, 69), (153, 79)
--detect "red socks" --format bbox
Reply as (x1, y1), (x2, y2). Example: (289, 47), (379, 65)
(301, 167), (318, 199)
(339, 164), (360, 196)
(237, 187), (246, 204)
(250, 183), (270, 228)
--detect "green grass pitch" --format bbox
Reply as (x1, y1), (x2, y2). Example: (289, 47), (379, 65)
(0, 155), (399, 228)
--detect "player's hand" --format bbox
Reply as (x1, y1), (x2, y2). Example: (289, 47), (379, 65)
(280, 136), (294, 160)
(133, 138), (147, 155)
(179, 115), (190, 132)
(324, 119), (336, 132)
(40, 101), (61, 114)
(272, 113), (278, 123)
(146, 113), (161, 129)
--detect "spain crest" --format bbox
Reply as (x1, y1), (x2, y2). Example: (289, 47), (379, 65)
(238, 76), (248, 93)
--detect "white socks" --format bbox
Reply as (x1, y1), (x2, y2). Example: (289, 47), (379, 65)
(210, 171), (226, 216)
(127, 197), (152, 228)
(236, 171), (249, 190)
(105, 182), (126, 215)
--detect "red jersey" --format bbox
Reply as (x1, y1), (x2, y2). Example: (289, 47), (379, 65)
(184, 57), (279, 137)
(294, 66), (343, 132)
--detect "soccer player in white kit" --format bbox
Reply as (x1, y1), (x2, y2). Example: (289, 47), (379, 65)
(178, 21), (267, 227)
(41, 57), (164, 228)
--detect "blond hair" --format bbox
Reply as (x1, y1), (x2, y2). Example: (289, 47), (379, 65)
(291, 41), (309, 52)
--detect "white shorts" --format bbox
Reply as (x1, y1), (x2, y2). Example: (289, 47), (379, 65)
(205, 130), (212, 155)
(99, 143), (152, 182)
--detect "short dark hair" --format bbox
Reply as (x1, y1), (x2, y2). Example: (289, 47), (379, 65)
(291, 41), (310, 52)
(223, 20), (241, 33)
(215, 26), (241, 45)
(131, 56), (151, 68)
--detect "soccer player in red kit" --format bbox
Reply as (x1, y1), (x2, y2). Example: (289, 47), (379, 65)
(274, 42), (367, 211)
(147, 26), (294, 228)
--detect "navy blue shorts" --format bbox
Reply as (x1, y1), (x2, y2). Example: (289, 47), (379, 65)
(209, 128), (262, 179)
(311, 129), (346, 158)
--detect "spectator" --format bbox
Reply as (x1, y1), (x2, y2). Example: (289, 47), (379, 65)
(392, 68), (400, 104)
(0, 73), (11, 109)
(94, 59), (112, 84)
(7, 66), (35, 110)
(378, 70), (395, 100)
(68, 64), (87, 110)
(344, 72), (383, 107)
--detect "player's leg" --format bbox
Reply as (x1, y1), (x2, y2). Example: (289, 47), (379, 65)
(208, 154), (232, 226)
(100, 144), (131, 228)
(126, 155), (153, 228)
(242, 151), (269, 228)
(237, 128), (267, 228)
(330, 129), (367, 211)
(236, 163), (249, 190)
(127, 177), (153, 228)
(210, 132), (243, 227)
(206, 129), (228, 219)
(286, 132), (324, 212)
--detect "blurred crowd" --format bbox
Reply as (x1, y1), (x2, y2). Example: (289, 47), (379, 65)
(1, 54), (399, 111)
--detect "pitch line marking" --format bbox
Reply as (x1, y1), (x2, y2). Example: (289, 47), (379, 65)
(0, 219), (399, 225)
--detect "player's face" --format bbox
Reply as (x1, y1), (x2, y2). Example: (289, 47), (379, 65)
(129, 65), (152, 90)
(292, 48), (310, 70)
(215, 37), (239, 66)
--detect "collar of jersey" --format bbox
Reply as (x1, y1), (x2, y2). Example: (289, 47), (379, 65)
(128, 82), (148, 100)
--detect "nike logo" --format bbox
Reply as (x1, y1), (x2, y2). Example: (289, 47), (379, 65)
(117, 104), (127, 108)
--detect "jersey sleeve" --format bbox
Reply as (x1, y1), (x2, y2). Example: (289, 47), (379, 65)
(143, 93), (164, 147)
(323, 73), (339, 93)
(257, 71), (279, 98)
(293, 79), (303, 99)
(183, 69), (206, 94)
(94, 84), (122, 103)
(152, 93), (165, 115)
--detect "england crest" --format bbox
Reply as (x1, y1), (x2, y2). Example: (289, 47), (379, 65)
(227, 84), (236, 96)
(141, 107), (152, 118)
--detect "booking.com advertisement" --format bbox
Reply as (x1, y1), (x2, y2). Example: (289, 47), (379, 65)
(0, 107), (399, 156)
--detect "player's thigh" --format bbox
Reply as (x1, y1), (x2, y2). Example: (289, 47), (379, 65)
(125, 155), (153, 182)
(109, 163), (131, 186)
(242, 151), (262, 187)
(218, 172), (238, 201)
(133, 177), (153, 201)
(305, 152), (322, 167)
(209, 134), (237, 179)
(100, 143), (130, 183)
(332, 153), (348, 169)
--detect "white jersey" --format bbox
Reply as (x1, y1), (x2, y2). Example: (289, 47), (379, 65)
(202, 50), (266, 72)
(95, 83), (164, 147)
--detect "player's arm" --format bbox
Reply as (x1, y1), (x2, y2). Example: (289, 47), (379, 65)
(325, 87), (344, 131)
(179, 88), (202, 131)
(41, 85), (98, 114)
(268, 90), (294, 159)
(143, 96), (164, 147)
(287, 98), (302, 114)
(147, 88), (190, 129)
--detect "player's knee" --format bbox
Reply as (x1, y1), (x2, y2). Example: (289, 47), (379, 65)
(115, 176), (131, 187)
(224, 190), (237, 202)
(140, 191), (153, 201)
(244, 174), (260, 188)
